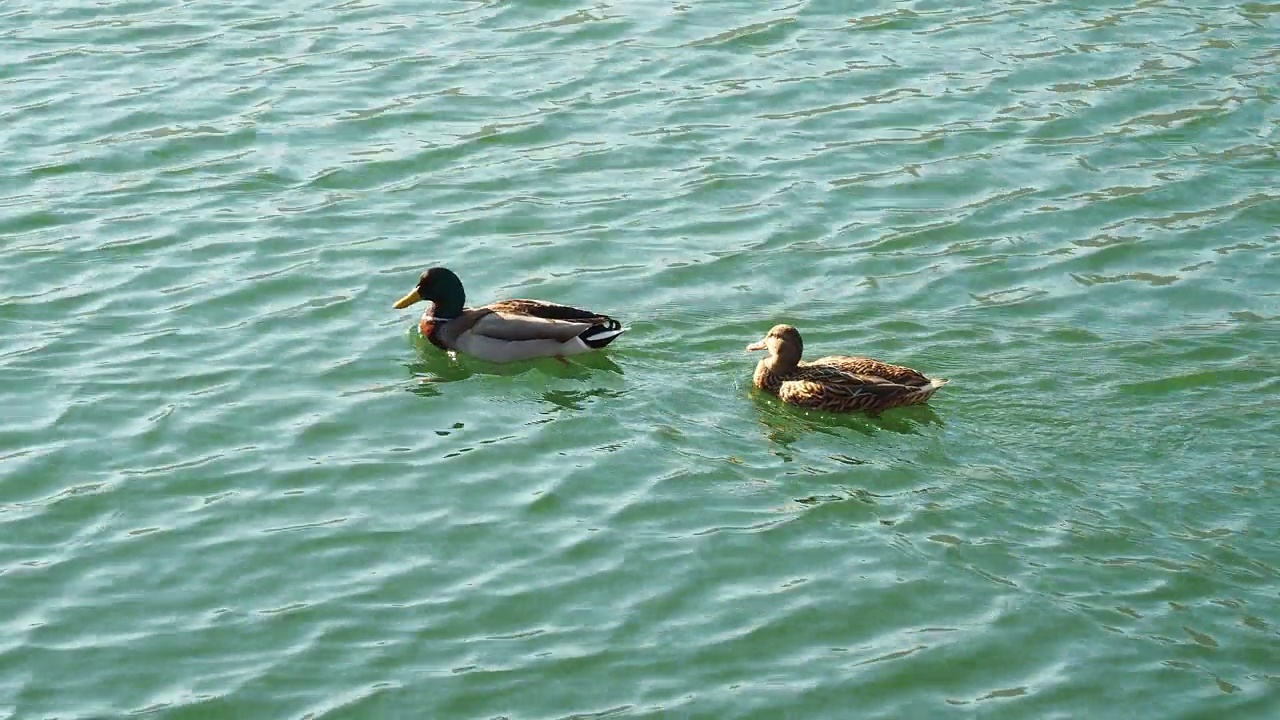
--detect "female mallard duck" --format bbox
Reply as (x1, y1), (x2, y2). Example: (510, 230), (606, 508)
(747, 324), (948, 414)
(392, 267), (627, 363)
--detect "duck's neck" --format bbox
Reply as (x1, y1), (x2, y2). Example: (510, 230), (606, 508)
(753, 355), (798, 393)
(429, 278), (466, 319)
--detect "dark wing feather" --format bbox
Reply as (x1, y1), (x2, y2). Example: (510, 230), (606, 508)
(780, 366), (933, 413)
(806, 355), (931, 386)
(486, 299), (622, 330)
(792, 365), (904, 390)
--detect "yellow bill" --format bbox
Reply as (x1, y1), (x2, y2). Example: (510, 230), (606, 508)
(393, 288), (422, 309)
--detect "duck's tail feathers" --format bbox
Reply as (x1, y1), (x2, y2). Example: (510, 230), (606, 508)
(580, 325), (628, 349)
(910, 377), (948, 402)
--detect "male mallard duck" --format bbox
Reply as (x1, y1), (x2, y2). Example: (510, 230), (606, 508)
(747, 324), (948, 414)
(392, 267), (627, 363)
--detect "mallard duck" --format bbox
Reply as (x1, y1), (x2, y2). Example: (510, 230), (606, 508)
(392, 267), (627, 363)
(747, 324), (948, 414)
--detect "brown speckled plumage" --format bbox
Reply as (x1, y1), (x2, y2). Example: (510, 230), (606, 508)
(748, 325), (948, 414)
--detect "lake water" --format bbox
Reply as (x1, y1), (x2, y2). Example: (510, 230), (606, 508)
(3, 1), (1279, 718)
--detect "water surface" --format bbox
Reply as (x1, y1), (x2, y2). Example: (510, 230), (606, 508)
(2, 1), (1279, 718)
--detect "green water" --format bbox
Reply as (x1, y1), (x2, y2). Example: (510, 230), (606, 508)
(3, 0), (1279, 717)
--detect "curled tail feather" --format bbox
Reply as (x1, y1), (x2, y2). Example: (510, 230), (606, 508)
(580, 325), (627, 349)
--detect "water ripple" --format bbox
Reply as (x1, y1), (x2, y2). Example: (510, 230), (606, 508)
(2, 0), (1279, 717)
